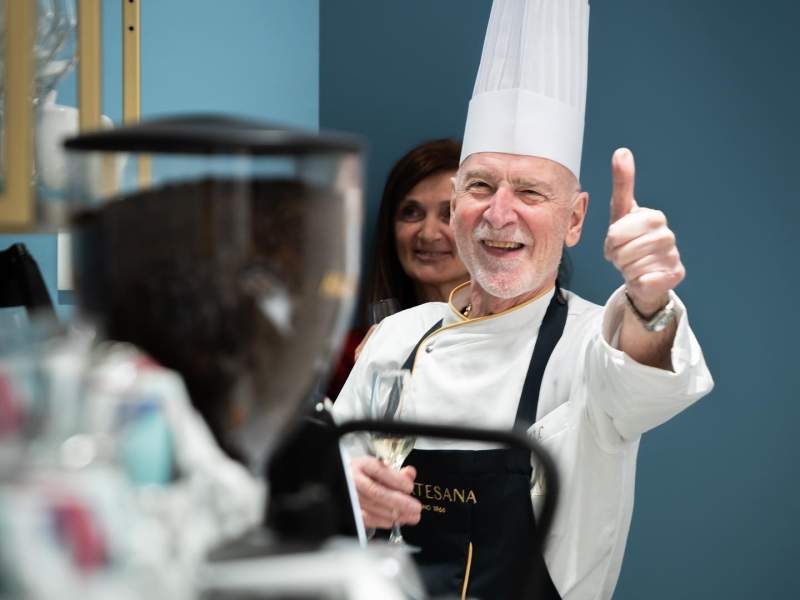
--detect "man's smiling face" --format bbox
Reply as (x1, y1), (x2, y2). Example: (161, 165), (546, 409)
(451, 152), (588, 300)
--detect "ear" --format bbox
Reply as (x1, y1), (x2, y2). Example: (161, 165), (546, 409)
(564, 191), (589, 247)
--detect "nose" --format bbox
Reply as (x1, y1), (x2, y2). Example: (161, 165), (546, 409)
(482, 185), (517, 229)
(418, 214), (444, 243)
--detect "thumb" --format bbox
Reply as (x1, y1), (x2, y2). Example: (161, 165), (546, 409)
(400, 465), (416, 480)
(610, 147), (638, 223)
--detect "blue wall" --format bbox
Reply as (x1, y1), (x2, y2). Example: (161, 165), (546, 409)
(1, 0), (319, 320)
(321, 1), (799, 598)
(321, 1), (489, 242)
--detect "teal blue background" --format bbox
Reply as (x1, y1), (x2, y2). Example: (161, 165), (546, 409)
(321, 1), (799, 598)
(0, 0), (319, 319)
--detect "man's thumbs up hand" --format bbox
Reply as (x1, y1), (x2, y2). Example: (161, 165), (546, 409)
(604, 148), (685, 316)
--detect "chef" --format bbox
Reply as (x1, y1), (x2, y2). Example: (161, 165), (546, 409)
(334, 0), (714, 598)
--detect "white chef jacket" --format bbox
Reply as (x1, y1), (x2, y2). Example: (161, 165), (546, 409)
(333, 285), (713, 600)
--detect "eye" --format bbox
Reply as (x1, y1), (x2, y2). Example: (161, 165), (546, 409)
(438, 203), (451, 223)
(396, 202), (425, 222)
(520, 189), (546, 203)
(466, 180), (492, 194)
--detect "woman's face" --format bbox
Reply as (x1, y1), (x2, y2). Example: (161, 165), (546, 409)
(394, 170), (468, 296)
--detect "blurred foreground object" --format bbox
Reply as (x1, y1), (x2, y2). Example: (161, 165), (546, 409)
(0, 330), (263, 599)
(199, 540), (424, 600)
(0, 242), (56, 325)
(63, 114), (364, 468)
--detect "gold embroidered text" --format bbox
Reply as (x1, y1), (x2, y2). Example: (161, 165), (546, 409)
(413, 482), (478, 504)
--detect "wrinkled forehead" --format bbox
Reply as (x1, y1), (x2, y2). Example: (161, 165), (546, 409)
(458, 152), (577, 190)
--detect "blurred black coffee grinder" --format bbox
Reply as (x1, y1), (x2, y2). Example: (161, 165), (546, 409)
(63, 115), (365, 545)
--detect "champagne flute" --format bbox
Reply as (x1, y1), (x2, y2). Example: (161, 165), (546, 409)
(370, 368), (416, 545)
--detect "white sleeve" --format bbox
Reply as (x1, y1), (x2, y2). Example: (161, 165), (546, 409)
(583, 286), (715, 447)
(332, 323), (387, 458)
(331, 321), (386, 424)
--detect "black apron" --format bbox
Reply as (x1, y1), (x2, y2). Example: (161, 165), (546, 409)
(400, 290), (567, 599)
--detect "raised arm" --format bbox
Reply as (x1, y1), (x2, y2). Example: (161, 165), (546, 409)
(604, 148), (684, 370)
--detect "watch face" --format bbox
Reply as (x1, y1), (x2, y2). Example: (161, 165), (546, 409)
(650, 314), (669, 332)
(625, 292), (676, 332)
(648, 304), (676, 332)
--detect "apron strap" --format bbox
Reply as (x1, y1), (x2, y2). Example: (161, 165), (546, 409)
(401, 319), (443, 371)
(514, 285), (568, 428)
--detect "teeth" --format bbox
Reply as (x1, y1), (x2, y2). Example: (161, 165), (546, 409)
(483, 240), (522, 249)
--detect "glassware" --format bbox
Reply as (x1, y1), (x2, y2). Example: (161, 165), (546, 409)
(0, 0), (76, 102)
(0, 0), (77, 195)
(370, 368), (415, 545)
(368, 297), (400, 325)
(0, 312), (66, 480)
(33, 0), (77, 104)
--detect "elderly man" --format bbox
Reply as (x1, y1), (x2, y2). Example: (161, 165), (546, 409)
(334, 1), (713, 598)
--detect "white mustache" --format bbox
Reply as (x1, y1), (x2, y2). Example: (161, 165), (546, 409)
(472, 223), (532, 245)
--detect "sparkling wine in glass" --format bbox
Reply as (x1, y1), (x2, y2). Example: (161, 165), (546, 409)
(370, 368), (416, 545)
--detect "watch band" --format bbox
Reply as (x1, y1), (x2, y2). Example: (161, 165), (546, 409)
(625, 292), (677, 332)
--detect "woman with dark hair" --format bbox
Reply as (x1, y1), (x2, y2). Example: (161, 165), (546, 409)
(366, 138), (468, 310)
(327, 139), (469, 397)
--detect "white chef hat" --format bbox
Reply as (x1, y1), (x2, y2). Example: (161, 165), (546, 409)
(461, 0), (590, 179)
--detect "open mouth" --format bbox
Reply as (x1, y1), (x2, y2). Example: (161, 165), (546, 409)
(480, 240), (525, 255)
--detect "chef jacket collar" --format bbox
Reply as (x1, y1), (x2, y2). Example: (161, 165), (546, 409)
(444, 280), (556, 334)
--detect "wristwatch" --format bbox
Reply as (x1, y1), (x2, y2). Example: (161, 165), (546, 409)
(625, 292), (677, 332)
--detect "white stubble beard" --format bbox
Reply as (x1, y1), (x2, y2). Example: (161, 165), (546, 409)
(454, 219), (543, 300)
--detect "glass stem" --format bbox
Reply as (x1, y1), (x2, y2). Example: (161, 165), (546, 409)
(389, 522), (404, 544)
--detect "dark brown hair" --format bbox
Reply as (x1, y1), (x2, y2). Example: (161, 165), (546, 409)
(363, 138), (462, 314)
